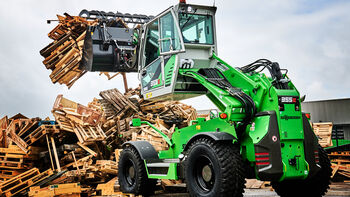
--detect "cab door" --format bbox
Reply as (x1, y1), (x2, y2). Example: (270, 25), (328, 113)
(139, 7), (185, 98)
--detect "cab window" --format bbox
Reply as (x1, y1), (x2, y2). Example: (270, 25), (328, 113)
(144, 20), (159, 66)
(159, 12), (182, 53)
(179, 13), (214, 45)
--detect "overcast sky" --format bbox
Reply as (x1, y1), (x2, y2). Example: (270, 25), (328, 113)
(0, 0), (349, 118)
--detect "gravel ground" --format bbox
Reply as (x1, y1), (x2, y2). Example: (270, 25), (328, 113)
(150, 182), (350, 197)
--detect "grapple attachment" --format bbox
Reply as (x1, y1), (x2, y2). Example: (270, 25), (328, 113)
(79, 10), (153, 73)
(80, 24), (137, 72)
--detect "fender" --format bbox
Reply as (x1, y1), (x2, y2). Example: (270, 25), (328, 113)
(302, 113), (321, 178)
(122, 141), (159, 160)
(184, 132), (236, 151)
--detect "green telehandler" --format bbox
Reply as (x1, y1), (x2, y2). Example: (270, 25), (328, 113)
(79, 1), (332, 196)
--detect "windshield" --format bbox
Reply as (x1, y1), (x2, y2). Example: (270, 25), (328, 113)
(179, 13), (214, 45)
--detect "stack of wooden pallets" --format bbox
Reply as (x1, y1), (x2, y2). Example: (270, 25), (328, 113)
(40, 14), (96, 88)
(0, 145), (36, 181)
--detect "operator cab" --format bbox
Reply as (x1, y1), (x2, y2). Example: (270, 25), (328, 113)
(139, 2), (217, 101)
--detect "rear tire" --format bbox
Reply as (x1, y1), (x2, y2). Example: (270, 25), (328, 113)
(185, 138), (245, 197)
(272, 145), (331, 197)
(118, 146), (157, 196)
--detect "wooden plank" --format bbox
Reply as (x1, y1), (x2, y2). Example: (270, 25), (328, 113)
(77, 142), (97, 157)
(46, 135), (55, 171)
(71, 152), (81, 175)
(51, 137), (61, 172)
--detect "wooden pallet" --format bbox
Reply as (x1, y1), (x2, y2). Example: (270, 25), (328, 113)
(96, 160), (118, 175)
(5, 121), (29, 153)
(0, 156), (28, 170)
(0, 168), (53, 196)
(313, 122), (333, 148)
(98, 99), (118, 118)
(329, 151), (350, 179)
(53, 95), (102, 126)
(0, 154), (24, 170)
(28, 183), (81, 197)
(52, 112), (74, 132)
(0, 145), (25, 155)
(96, 177), (118, 196)
(245, 179), (271, 189)
(99, 88), (140, 117)
(24, 125), (60, 145)
(0, 170), (23, 178)
(104, 118), (131, 142)
(330, 151), (350, 156)
(72, 123), (106, 143)
(0, 170), (23, 182)
(0, 145), (34, 171)
(131, 126), (168, 151)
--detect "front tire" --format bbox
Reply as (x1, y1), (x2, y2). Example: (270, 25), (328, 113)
(272, 145), (332, 197)
(118, 146), (157, 196)
(185, 138), (245, 197)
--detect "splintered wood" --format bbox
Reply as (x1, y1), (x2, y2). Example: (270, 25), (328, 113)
(40, 14), (96, 88)
(313, 122), (333, 148)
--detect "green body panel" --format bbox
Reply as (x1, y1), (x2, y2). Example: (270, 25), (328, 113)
(280, 140), (309, 180)
(164, 55), (176, 86)
(136, 53), (316, 182)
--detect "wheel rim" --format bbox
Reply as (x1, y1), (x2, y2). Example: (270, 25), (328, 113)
(194, 155), (215, 192)
(124, 159), (136, 186)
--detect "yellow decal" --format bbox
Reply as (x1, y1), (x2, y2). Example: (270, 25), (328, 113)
(145, 92), (152, 99)
(196, 125), (201, 130)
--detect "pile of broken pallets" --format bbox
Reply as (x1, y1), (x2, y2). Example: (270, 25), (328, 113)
(0, 86), (197, 196)
(329, 151), (350, 180)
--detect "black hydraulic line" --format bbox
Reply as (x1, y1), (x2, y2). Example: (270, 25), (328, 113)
(196, 68), (256, 123)
(213, 68), (257, 119)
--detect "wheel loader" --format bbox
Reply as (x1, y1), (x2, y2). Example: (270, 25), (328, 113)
(78, 1), (332, 196)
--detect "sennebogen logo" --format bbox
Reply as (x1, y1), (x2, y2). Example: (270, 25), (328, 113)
(281, 115), (300, 120)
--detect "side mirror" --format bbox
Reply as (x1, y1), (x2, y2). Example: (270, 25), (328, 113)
(300, 95), (306, 102)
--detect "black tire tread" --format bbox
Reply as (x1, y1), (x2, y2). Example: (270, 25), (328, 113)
(118, 146), (157, 196)
(186, 138), (246, 197)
